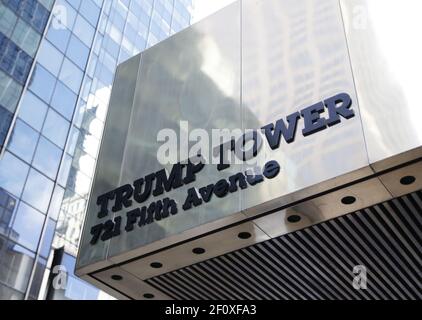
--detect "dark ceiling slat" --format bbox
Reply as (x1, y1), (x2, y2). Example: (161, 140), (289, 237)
(190, 264), (234, 300)
(254, 243), (324, 299)
(210, 257), (268, 299)
(345, 214), (416, 299)
(198, 261), (248, 299)
(357, 210), (421, 298)
(293, 231), (361, 299)
(317, 222), (388, 299)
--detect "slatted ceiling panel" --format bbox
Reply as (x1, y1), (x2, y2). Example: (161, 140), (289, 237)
(145, 191), (422, 300)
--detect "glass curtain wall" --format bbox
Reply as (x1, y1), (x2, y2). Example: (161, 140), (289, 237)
(0, 0), (192, 300)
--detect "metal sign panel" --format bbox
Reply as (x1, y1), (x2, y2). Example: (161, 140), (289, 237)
(76, 0), (368, 274)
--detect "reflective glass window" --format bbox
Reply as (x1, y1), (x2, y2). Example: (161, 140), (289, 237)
(73, 148), (95, 178)
(0, 282), (25, 300)
(7, 119), (39, 164)
(104, 36), (119, 58)
(53, 0), (77, 30)
(37, 40), (64, 76)
(21, 169), (54, 213)
(58, 58), (83, 93)
(11, 202), (44, 251)
(66, 34), (90, 70)
(48, 185), (64, 221)
(61, 252), (76, 273)
(66, 125), (79, 156)
(86, 53), (97, 78)
(63, 275), (99, 300)
(27, 257), (47, 300)
(39, 0), (55, 10)
(78, 129), (99, 158)
(0, 188), (18, 237)
(42, 108), (70, 148)
(0, 105), (13, 148)
(73, 14), (95, 47)
(0, 6), (18, 38)
(28, 64), (56, 103)
(66, 165), (91, 197)
(0, 151), (29, 197)
(81, 111), (102, 139)
(39, 218), (56, 258)
(32, 137), (63, 180)
(67, 0), (82, 10)
(21, 0), (50, 33)
(0, 238), (34, 296)
(0, 70), (23, 113)
(46, 18), (71, 53)
(18, 91), (48, 131)
(118, 49), (130, 64)
(80, 76), (92, 102)
(0, 30), (33, 84)
(57, 153), (72, 187)
(79, 0), (101, 27)
(50, 80), (77, 120)
(72, 101), (85, 130)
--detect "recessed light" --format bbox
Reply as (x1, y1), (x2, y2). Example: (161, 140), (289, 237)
(111, 275), (123, 281)
(238, 232), (252, 239)
(341, 196), (356, 205)
(287, 215), (301, 223)
(143, 293), (154, 299)
(150, 262), (163, 269)
(400, 175), (416, 186)
(192, 247), (206, 255)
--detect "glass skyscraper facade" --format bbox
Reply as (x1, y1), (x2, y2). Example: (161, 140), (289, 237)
(0, 0), (54, 151)
(0, 0), (192, 300)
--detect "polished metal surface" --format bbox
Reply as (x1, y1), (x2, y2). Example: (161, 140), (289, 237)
(79, 274), (131, 300)
(253, 176), (392, 238)
(378, 161), (422, 198)
(107, 0), (243, 262)
(241, 0), (369, 218)
(77, 0), (422, 299)
(93, 267), (172, 300)
(121, 221), (269, 280)
(146, 190), (422, 300)
(111, 173), (394, 282)
(77, 0), (371, 273)
(88, 163), (421, 299)
(76, 55), (142, 274)
(340, 0), (422, 172)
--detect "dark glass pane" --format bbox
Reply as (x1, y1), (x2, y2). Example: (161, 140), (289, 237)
(0, 188), (18, 237)
(0, 32), (33, 84)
